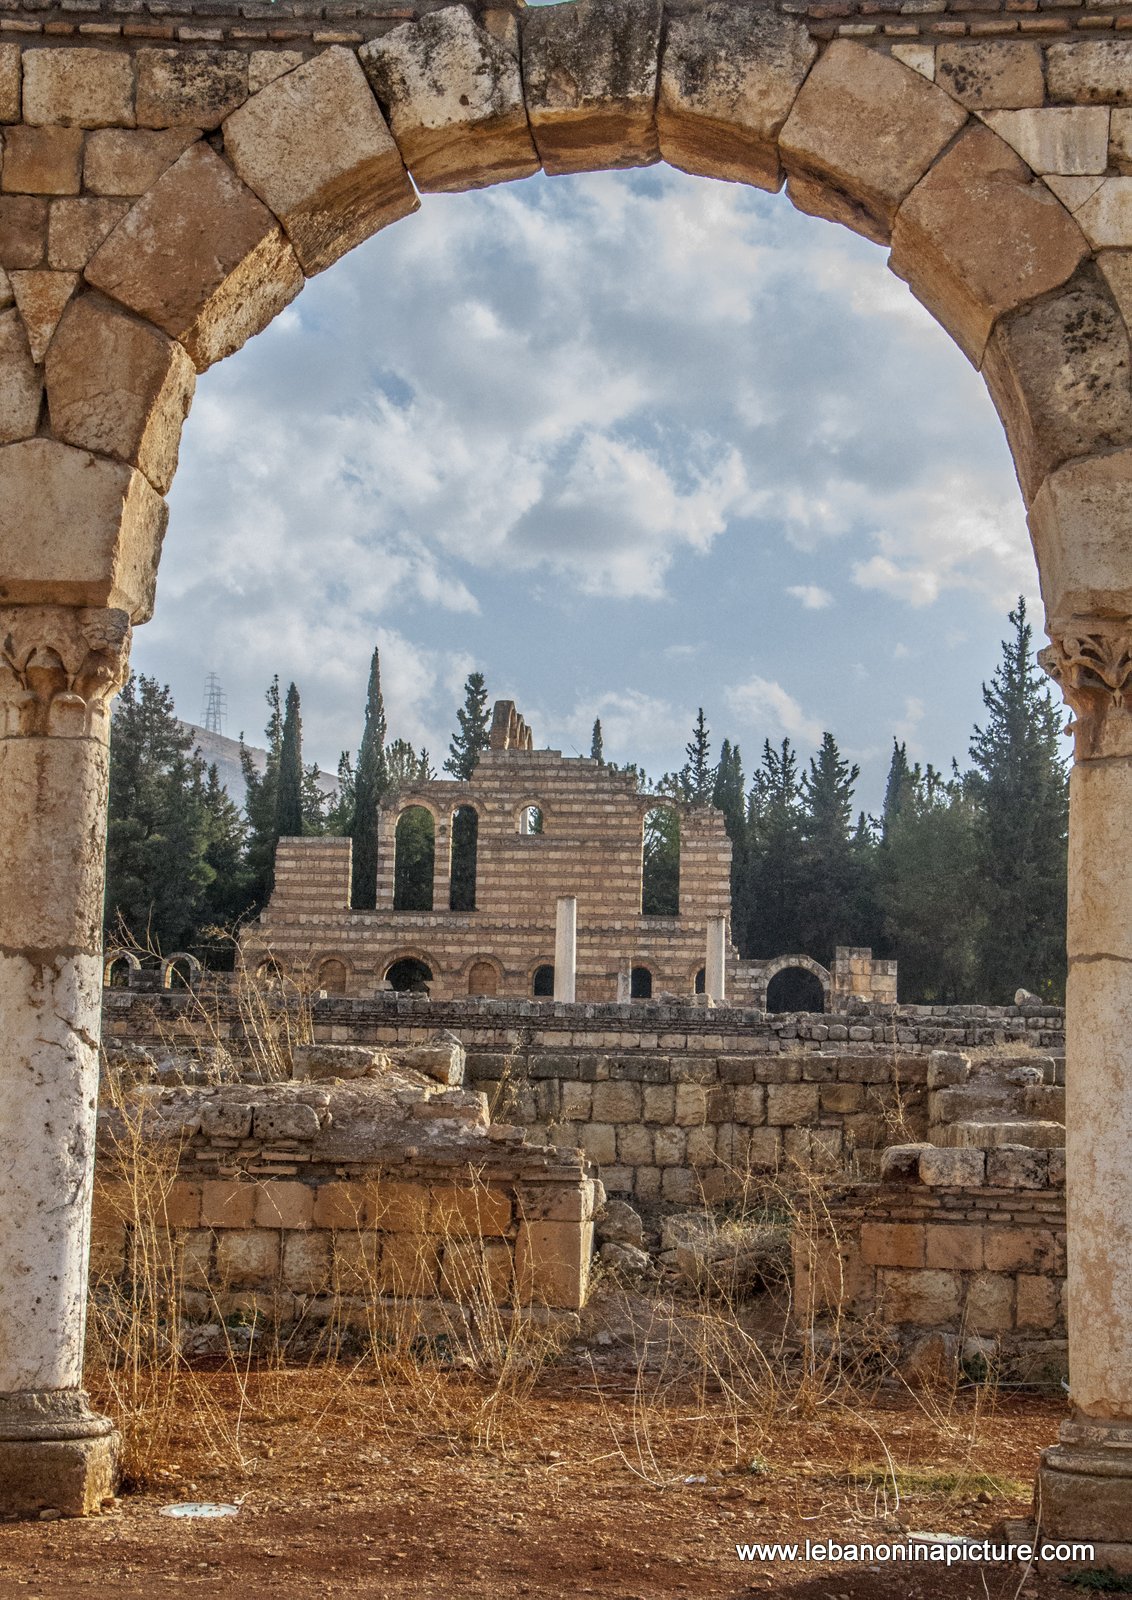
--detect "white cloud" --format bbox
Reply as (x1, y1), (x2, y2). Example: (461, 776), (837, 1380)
(786, 584), (834, 610)
(725, 676), (825, 747)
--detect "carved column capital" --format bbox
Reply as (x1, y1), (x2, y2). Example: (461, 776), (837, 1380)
(1040, 623), (1132, 761)
(0, 606), (132, 740)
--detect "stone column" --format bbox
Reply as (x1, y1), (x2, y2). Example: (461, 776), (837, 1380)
(433, 813), (450, 912)
(554, 896), (576, 1003)
(0, 606), (130, 1517)
(705, 916), (727, 1004)
(1038, 627), (1132, 1546)
(615, 963), (632, 1004)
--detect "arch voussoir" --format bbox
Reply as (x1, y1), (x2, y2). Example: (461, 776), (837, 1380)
(360, 7), (539, 195)
(0, 305), (42, 443)
(222, 46), (418, 276)
(521, 0), (662, 177)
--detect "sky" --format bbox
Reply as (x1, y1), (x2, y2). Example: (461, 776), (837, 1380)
(133, 160), (1048, 814)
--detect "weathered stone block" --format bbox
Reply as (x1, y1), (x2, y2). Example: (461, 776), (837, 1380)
(248, 51), (304, 98)
(198, 1099), (252, 1140)
(215, 1228), (279, 1287)
(918, 1146), (986, 1187)
(375, 1232), (441, 1296)
(925, 1223), (983, 1271)
(984, 108), (1109, 178)
(252, 1101), (320, 1141)
(47, 198), (131, 272)
(360, 8), (537, 193)
(200, 1179), (255, 1229)
(312, 1180), (374, 1230)
(255, 1181), (314, 1231)
(1047, 42), (1132, 107)
(0, 309), (42, 445)
(891, 124), (1088, 365)
(642, 1083), (674, 1122)
(935, 42), (1044, 110)
(1073, 178), (1132, 250)
(860, 1221), (925, 1268)
(440, 1239), (513, 1303)
(0, 196), (46, 270)
(926, 1049), (970, 1089)
(0, 438), (165, 618)
(964, 1270), (1013, 1333)
(164, 1181), (201, 1229)
(985, 1146), (1051, 1188)
(46, 295), (195, 493)
(371, 1180), (432, 1234)
(292, 1042), (390, 1081)
(738, 1126), (781, 1169)
(766, 1081), (819, 1126)
(522, 0), (662, 176)
(1030, 447), (1132, 626)
(686, 1126), (718, 1169)
(820, 1082), (863, 1114)
(136, 49), (248, 130)
(982, 265), (1132, 504)
(430, 1183), (511, 1238)
(281, 1229), (330, 1292)
(660, 1166), (698, 1204)
(780, 42), (967, 238)
(674, 1082), (708, 1126)
(85, 142), (304, 371)
(1, 127), (83, 198)
(878, 1267), (961, 1326)
(580, 1122), (617, 1164)
(984, 1226), (1060, 1273)
(0, 1432), (119, 1520)
(516, 1219), (591, 1308)
(223, 47), (418, 276)
(657, 0), (815, 192)
(22, 49), (135, 130)
(732, 1083), (766, 1125)
(591, 1080), (641, 1123)
(1015, 1273), (1060, 1330)
(617, 1123), (653, 1165)
(0, 45), (18, 124)
(654, 1124), (687, 1166)
(560, 1080), (592, 1121)
(879, 1142), (929, 1183)
(83, 128), (200, 198)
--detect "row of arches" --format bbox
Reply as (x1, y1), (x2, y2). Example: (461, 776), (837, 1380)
(103, 950), (202, 990)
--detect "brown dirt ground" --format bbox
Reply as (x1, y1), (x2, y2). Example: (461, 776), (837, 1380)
(0, 1370), (1093, 1600)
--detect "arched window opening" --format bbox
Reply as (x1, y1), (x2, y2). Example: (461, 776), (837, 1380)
(104, 951), (136, 989)
(386, 957), (433, 994)
(518, 804), (544, 836)
(630, 966), (653, 1000)
(532, 963), (555, 998)
(468, 960), (498, 997)
(450, 805), (478, 911)
(766, 967), (826, 1014)
(694, 967), (706, 995)
(163, 954), (201, 991)
(316, 958), (348, 996)
(394, 806), (435, 911)
(642, 807), (680, 917)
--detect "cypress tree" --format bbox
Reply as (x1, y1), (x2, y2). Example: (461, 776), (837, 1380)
(881, 739), (915, 843)
(682, 707), (713, 806)
(591, 718), (604, 764)
(968, 597), (1068, 1000)
(241, 675), (283, 909)
(444, 671), (491, 780)
(275, 682), (304, 839)
(351, 647), (389, 909)
(797, 732), (861, 965)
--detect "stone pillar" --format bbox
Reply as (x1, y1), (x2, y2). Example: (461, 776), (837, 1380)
(615, 963), (632, 1004)
(1037, 627), (1132, 1546)
(0, 606), (130, 1516)
(432, 813), (450, 912)
(705, 916), (727, 1004)
(554, 896), (576, 1003)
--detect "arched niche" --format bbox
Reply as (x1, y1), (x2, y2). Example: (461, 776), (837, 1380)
(385, 956), (433, 994)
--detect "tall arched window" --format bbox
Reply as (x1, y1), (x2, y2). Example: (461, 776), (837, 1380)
(642, 806), (680, 917)
(394, 806), (435, 911)
(630, 966), (653, 999)
(450, 805), (478, 911)
(532, 964), (554, 997)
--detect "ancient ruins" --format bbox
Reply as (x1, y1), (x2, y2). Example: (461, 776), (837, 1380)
(238, 696), (897, 1009)
(2, 0), (1132, 1560)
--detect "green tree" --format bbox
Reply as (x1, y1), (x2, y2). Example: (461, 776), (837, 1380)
(198, 762), (252, 947)
(444, 671), (491, 780)
(968, 597), (1068, 1000)
(681, 707), (713, 806)
(642, 804), (680, 916)
(796, 731), (862, 965)
(351, 646), (390, 909)
(591, 718), (604, 764)
(744, 738), (805, 958)
(393, 808), (436, 911)
(388, 738), (428, 788)
(241, 675), (284, 908)
(275, 681), (304, 839)
(881, 739), (915, 842)
(105, 673), (213, 952)
(324, 751), (356, 836)
(712, 738), (747, 932)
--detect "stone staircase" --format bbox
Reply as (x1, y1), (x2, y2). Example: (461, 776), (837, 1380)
(927, 1050), (1065, 1150)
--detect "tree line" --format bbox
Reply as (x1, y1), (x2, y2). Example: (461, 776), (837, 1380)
(104, 600), (1068, 1003)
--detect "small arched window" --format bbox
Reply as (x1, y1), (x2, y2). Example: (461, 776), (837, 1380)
(630, 966), (653, 1000)
(162, 953), (201, 991)
(468, 960), (498, 997)
(518, 804), (544, 836)
(532, 963), (555, 997)
(694, 967), (706, 995)
(394, 806), (435, 911)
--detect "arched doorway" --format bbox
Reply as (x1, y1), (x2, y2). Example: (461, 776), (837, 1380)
(532, 964), (555, 998)
(765, 965), (826, 1014)
(385, 957), (433, 994)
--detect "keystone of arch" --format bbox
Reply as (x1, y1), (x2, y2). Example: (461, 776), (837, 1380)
(359, 7), (539, 194)
(222, 47), (418, 276)
(83, 140), (303, 371)
(657, 0), (817, 193)
(0, 438), (165, 619)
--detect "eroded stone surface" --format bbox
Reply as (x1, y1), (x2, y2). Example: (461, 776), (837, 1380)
(0, 197), (46, 270)
(0, 308), (41, 444)
(891, 124), (1089, 364)
(1074, 178), (1132, 249)
(1048, 41), (1132, 107)
(780, 42), (967, 238)
(84, 141), (304, 370)
(985, 108), (1110, 178)
(45, 294), (195, 493)
(47, 198), (130, 272)
(136, 48), (248, 130)
(935, 41), (1045, 111)
(0, 44), (19, 124)
(522, 0), (662, 175)
(657, 0), (816, 192)
(21, 49), (135, 130)
(1, 127), (84, 197)
(248, 50), (304, 97)
(0, 439), (164, 617)
(83, 128), (200, 198)
(361, 7), (538, 193)
(223, 46), (418, 274)
(982, 264), (1132, 504)
(9, 268), (78, 362)
(1029, 447), (1132, 625)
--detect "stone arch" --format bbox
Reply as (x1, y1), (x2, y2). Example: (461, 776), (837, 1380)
(382, 950), (435, 993)
(531, 962), (556, 999)
(759, 955), (831, 1015)
(161, 951), (202, 991)
(102, 948), (140, 989)
(393, 804), (435, 911)
(630, 964), (654, 1000)
(465, 956), (502, 997)
(315, 956), (350, 996)
(516, 802), (545, 836)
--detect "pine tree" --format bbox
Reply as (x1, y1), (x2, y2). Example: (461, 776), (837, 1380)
(796, 732), (862, 965)
(744, 738), (806, 958)
(591, 718), (604, 764)
(241, 675), (284, 908)
(199, 763), (251, 944)
(444, 671), (491, 780)
(351, 647), (389, 909)
(681, 707), (713, 806)
(881, 739), (915, 842)
(324, 751), (356, 836)
(968, 597), (1068, 1000)
(275, 682), (304, 839)
(388, 738), (424, 788)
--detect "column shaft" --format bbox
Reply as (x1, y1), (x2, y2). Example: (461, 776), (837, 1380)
(554, 897), (576, 1003)
(705, 917), (727, 1004)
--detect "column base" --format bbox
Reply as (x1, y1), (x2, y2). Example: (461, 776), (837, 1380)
(1037, 1418), (1132, 1545)
(0, 1391), (119, 1518)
